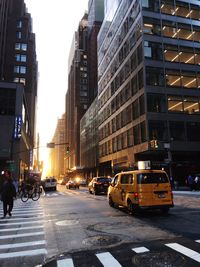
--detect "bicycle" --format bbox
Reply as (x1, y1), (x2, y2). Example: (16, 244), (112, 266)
(20, 184), (41, 202)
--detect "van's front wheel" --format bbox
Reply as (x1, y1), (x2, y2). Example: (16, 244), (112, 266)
(108, 196), (114, 207)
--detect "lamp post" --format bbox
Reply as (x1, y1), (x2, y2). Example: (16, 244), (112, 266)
(164, 142), (172, 178)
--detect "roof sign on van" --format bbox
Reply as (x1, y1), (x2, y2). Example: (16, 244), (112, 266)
(138, 161), (151, 170)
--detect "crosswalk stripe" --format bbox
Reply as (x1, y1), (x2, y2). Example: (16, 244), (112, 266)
(0, 216), (44, 222)
(0, 240), (46, 249)
(0, 221), (44, 226)
(96, 252), (122, 267)
(0, 225), (43, 232)
(196, 240), (200, 243)
(6, 211), (43, 214)
(0, 248), (47, 259)
(166, 243), (200, 263)
(0, 231), (44, 239)
(57, 258), (74, 267)
(132, 247), (150, 253)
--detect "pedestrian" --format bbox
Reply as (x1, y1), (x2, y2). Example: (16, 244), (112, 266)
(187, 174), (194, 191)
(194, 175), (200, 191)
(170, 176), (174, 189)
(1, 171), (16, 218)
(13, 178), (19, 194)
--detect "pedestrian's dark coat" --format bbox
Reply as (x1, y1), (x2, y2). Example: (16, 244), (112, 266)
(1, 180), (16, 202)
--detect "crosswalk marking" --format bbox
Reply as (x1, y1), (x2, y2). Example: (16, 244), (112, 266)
(0, 220), (44, 226)
(0, 216), (44, 222)
(0, 200), (47, 261)
(0, 248), (47, 259)
(57, 258), (74, 267)
(166, 243), (200, 263)
(0, 240), (46, 249)
(196, 240), (200, 243)
(132, 246), (149, 253)
(0, 225), (43, 232)
(0, 231), (44, 239)
(96, 252), (122, 267)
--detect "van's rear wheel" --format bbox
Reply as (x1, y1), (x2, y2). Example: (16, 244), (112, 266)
(127, 200), (134, 215)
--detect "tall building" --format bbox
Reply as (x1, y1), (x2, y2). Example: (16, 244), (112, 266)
(80, 0), (104, 178)
(0, 0), (37, 181)
(50, 114), (65, 179)
(98, 0), (200, 183)
(65, 13), (88, 172)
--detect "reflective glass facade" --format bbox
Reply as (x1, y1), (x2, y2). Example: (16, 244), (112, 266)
(98, 0), (200, 180)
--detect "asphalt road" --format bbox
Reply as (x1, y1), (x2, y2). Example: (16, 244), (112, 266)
(0, 185), (200, 267)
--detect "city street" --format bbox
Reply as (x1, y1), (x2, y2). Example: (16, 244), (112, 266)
(0, 185), (200, 267)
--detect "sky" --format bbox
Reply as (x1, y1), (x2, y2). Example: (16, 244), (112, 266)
(24, 0), (89, 165)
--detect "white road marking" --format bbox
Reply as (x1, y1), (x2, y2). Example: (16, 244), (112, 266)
(0, 248), (47, 259)
(0, 220), (44, 226)
(132, 247), (150, 253)
(0, 225), (43, 232)
(166, 243), (200, 263)
(0, 240), (46, 249)
(96, 252), (122, 267)
(57, 258), (74, 267)
(6, 211), (43, 214)
(196, 240), (200, 243)
(0, 216), (44, 222)
(0, 231), (44, 239)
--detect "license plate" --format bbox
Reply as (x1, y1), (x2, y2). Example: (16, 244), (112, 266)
(158, 193), (165, 198)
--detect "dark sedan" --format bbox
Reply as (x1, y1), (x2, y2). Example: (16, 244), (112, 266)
(88, 177), (110, 195)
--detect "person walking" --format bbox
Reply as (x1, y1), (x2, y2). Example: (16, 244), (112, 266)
(1, 171), (16, 218)
(187, 174), (194, 191)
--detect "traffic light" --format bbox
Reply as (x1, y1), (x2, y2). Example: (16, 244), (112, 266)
(150, 139), (159, 149)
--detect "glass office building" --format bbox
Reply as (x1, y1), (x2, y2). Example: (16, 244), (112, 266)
(97, 0), (200, 182)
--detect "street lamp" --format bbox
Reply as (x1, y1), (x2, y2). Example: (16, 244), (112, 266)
(164, 142), (172, 178)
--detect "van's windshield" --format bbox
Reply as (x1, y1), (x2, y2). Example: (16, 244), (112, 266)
(137, 173), (169, 184)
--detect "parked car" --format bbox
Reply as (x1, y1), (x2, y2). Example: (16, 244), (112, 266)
(42, 177), (57, 191)
(108, 170), (174, 214)
(88, 177), (110, 195)
(66, 180), (79, 189)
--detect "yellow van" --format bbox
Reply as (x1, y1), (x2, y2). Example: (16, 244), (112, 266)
(108, 170), (174, 214)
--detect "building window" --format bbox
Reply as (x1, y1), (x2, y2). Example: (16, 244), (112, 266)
(15, 54), (27, 62)
(80, 91), (87, 97)
(15, 43), (27, 51)
(183, 96), (199, 114)
(146, 67), (164, 86)
(133, 124), (140, 145)
(186, 122), (200, 141)
(149, 120), (168, 140)
(169, 121), (185, 141)
(127, 128), (133, 146)
(147, 93), (166, 113)
(17, 20), (22, 28)
(21, 43), (27, 51)
(14, 66), (26, 74)
(0, 88), (16, 115)
(16, 31), (22, 39)
(168, 95), (183, 112)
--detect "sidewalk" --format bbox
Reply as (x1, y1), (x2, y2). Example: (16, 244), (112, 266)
(173, 186), (200, 195)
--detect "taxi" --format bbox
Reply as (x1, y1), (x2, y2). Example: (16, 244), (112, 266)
(108, 170), (174, 214)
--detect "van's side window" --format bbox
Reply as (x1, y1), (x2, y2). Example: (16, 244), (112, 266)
(121, 174), (133, 184)
(137, 173), (169, 184)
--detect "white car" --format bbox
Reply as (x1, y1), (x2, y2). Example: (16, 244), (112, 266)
(42, 177), (57, 191)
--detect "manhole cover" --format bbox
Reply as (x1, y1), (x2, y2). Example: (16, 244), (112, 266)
(55, 220), (79, 226)
(82, 235), (121, 246)
(132, 251), (186, 267)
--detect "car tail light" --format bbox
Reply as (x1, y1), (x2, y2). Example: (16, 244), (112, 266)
(96, 182), (102, 185)
(133, 192), (139, 200)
